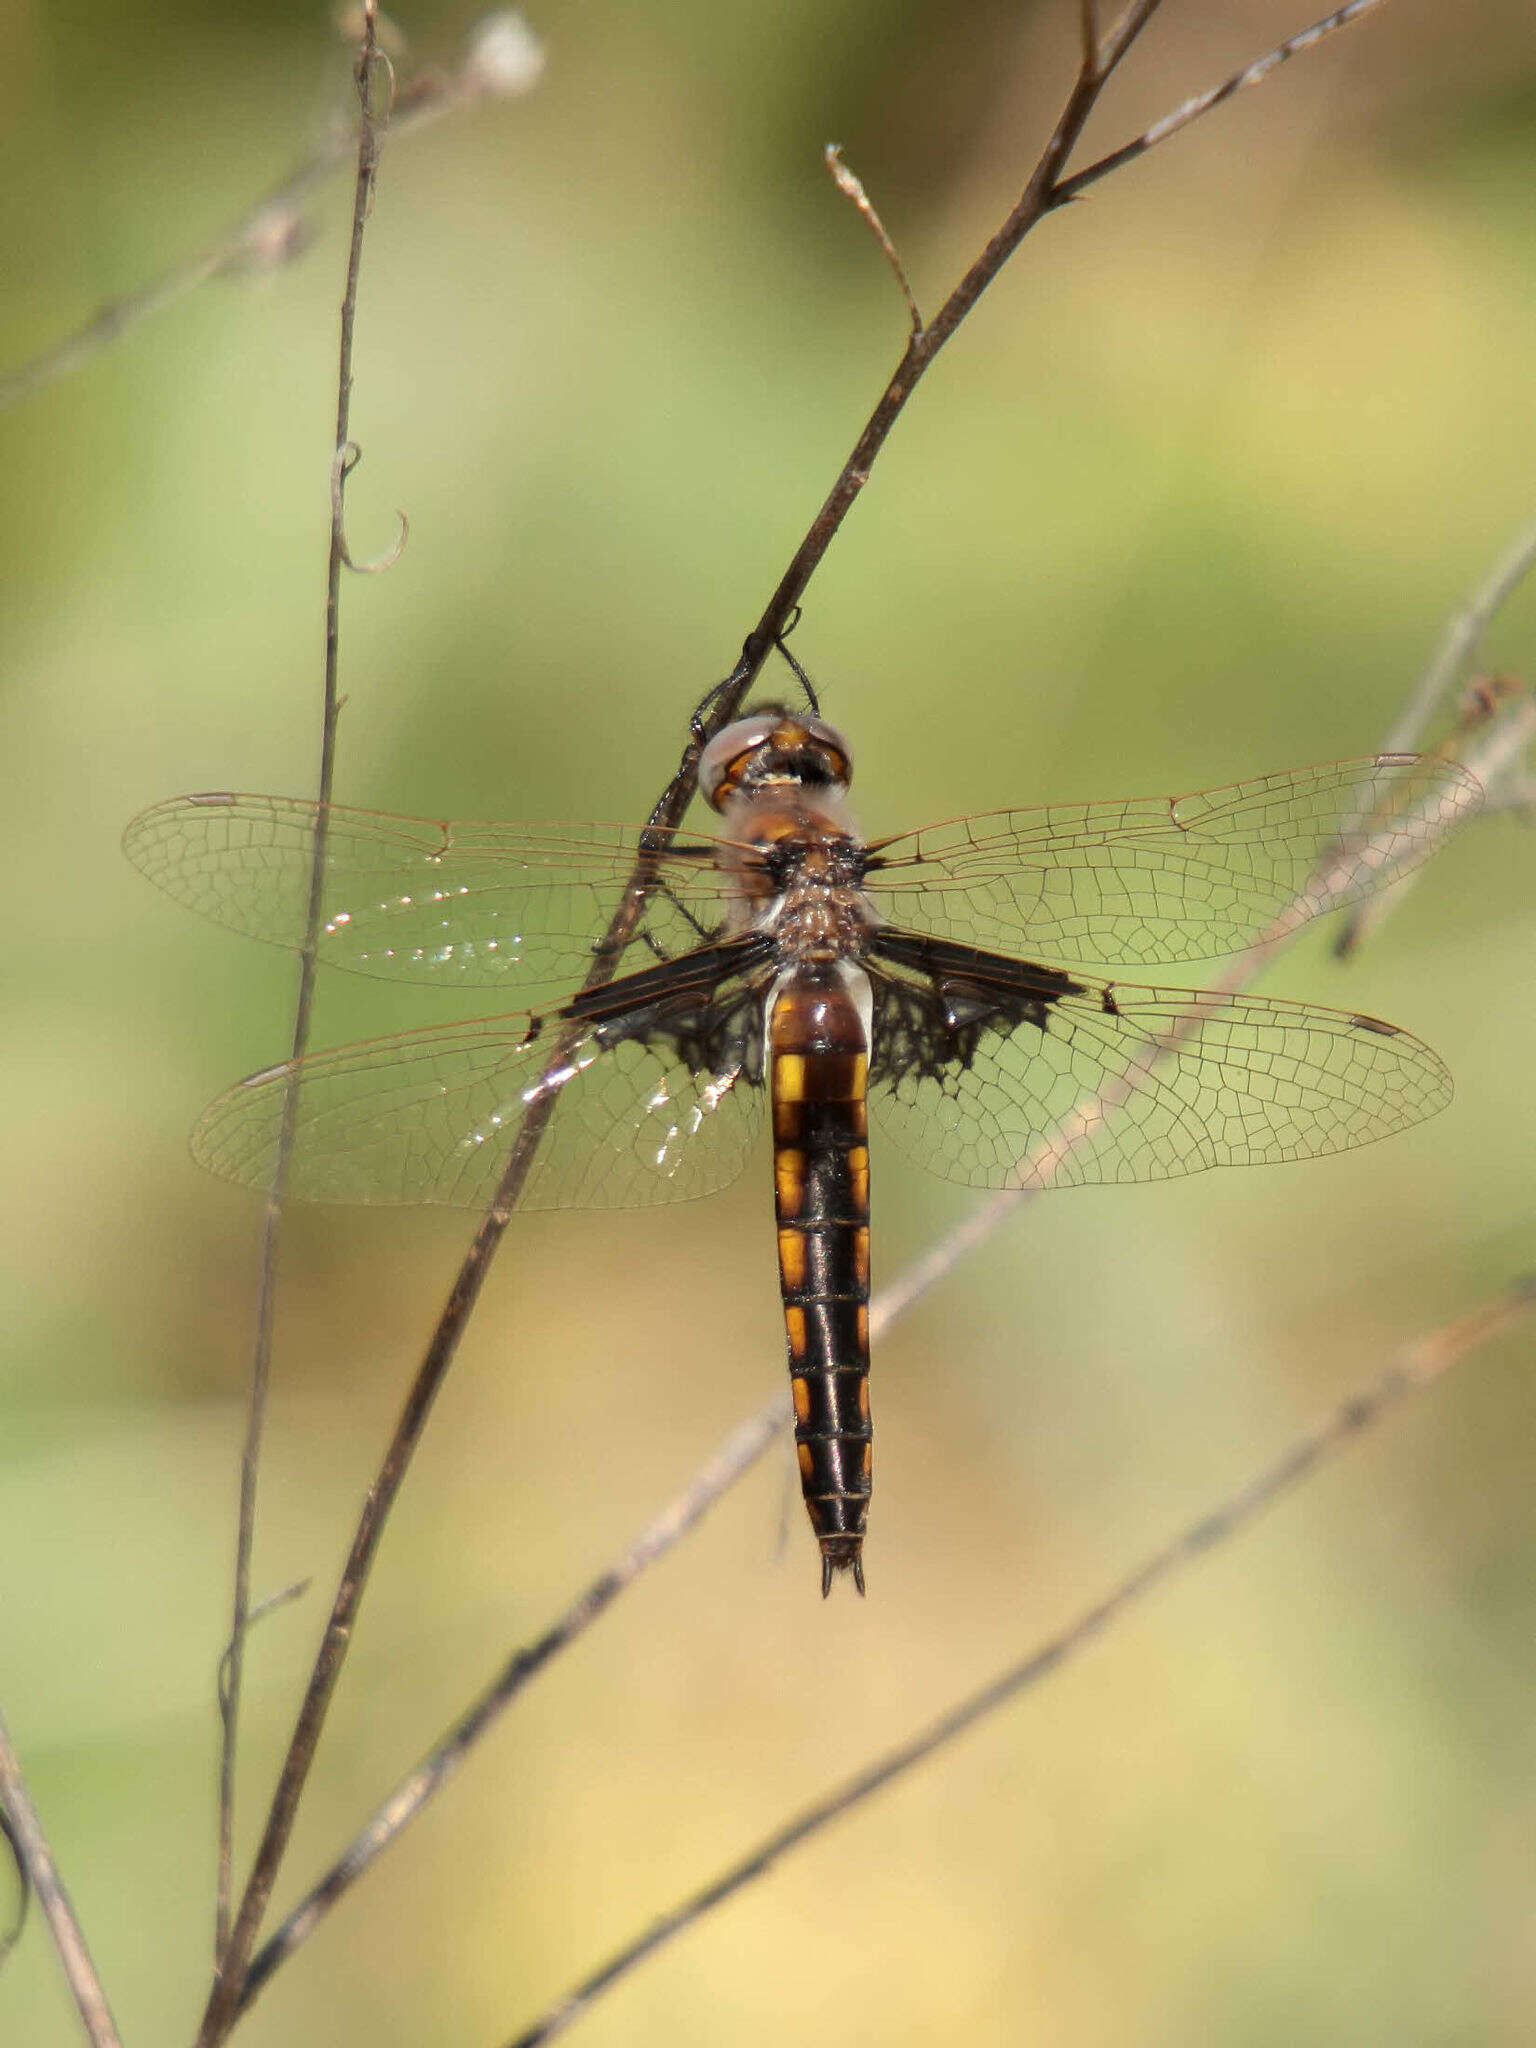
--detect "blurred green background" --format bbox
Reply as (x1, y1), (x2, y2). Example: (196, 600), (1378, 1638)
(3, 1), (1535, 2042)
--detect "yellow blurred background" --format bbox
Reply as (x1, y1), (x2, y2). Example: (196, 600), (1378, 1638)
(3, 1), (1535, 2042)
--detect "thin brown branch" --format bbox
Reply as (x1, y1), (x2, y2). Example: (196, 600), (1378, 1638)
(1094, 0), (1163, 78)
(1053, 0), (1393, 207)
(195, 657), (761, 2048)
(730, 0), (1386, 698)
(212, 0), (390, 1980)
(0, 12), (544, 414)
(825, 146), (922, 333)
(501, 1278), (1536, 2048)
(233, 1402), (785, 2014)
(0, 1708), (124, 2048)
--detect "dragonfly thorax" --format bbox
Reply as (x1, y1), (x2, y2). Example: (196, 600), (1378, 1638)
(766, 863), (871, 964)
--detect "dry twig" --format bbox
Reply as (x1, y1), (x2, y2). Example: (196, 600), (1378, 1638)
(825, 146), (922, 333)
(209, 0), (394, 1994)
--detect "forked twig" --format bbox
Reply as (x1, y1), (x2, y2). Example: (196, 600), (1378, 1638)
(1051, 0), (1392, 206)
(0, 1709), (123, 2048)
(196, 1), (1403, 2031)
(0, 12), (545, 414)
(212, 0), (393, 1978)
(500, 1279), (1536, 2048)
(734, 0), (1385, 698)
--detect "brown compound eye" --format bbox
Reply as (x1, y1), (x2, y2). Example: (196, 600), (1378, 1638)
(699, 714), (779, 809)
(700, 712), (782, 806)
(803, 720), (851, 788)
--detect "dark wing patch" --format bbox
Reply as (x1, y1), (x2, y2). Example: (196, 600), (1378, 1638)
(124, 795), (755, 1004)
(192, 944), (773, 1210)
(862, 755), (1479, 966)
(866, 931), (1450, 1191)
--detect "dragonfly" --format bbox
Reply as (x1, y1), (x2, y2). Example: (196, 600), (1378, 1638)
(125, 710), (1478, 1594)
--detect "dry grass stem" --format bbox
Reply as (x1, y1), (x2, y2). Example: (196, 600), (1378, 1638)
(207, 0), (393, 2010)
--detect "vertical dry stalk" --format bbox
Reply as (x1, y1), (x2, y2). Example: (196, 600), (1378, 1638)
(211, 0), (392, 1985)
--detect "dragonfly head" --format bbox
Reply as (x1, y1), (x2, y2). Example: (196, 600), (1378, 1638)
(698, 707), (853, 813)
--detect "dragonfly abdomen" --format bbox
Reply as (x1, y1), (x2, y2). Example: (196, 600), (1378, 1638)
(767, 960), (874, 1597)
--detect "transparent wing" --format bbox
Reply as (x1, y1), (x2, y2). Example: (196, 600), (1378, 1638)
(191, 971), (769, 1211)
(124, 795), (751, 1004)
(863, 755), (1479, 966)
(867, 933), (1450, 1191)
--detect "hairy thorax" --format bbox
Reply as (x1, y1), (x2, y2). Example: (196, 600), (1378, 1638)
(716, 785), (872, 962)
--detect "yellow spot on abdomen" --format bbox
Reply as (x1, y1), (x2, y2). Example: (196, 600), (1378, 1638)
(774, 1148), (806, 1217)
(784, 1305), (807, 1360)
(777, 1229), (807, 1291)
(773, 1053), (809, 1102)
(796, 1442), (815, 1481)
(791, 1375), (812, 1425)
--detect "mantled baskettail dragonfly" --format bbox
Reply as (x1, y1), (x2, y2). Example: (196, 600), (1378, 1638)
(126, 713), (1476, 1594)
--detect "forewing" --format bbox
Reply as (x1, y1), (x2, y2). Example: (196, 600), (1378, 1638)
(867, 937), (1450, 1191)
(863, 755), (1479, 966)
(124, 795), (747, 1003)
(191, 972), (769, 1211)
